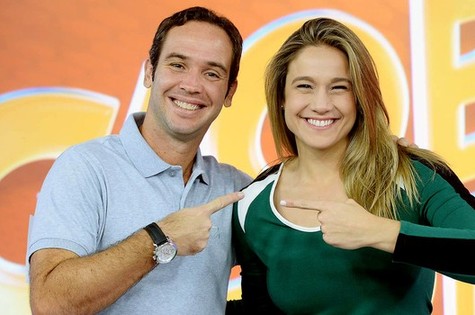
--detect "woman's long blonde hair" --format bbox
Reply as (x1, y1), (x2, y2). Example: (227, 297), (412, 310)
(265, 17), (446, 219)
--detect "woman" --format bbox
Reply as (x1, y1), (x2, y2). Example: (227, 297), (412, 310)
(229, 17), (475, 314)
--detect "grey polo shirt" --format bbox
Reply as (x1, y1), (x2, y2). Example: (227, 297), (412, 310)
(27, 112), (252, 314)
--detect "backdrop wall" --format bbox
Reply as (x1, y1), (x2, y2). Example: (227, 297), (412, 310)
(1, 1), (474, 314)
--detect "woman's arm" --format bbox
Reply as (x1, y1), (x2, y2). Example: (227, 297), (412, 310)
(392, 159), (475, 280)
(280, 160), (475, 282)
(393, 221), (475, 278)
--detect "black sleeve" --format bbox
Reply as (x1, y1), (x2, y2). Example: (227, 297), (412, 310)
(394, 233), (475, 278)
(227, 204), (284, 315)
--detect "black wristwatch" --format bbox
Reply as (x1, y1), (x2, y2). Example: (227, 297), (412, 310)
(144, 222), (177, 264)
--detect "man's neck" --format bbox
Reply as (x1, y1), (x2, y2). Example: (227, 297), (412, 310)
(139, 123), (201, 184)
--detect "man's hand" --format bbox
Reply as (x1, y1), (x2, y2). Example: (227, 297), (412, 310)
(159, 192), (244, 255)
(280, 198), (400, 253)
(392, 135), (418, 148)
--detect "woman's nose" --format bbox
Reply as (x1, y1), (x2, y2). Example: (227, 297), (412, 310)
(310, 89), (332, 112)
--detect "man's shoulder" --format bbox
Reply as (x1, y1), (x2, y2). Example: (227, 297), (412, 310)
(43, 135), (124, 180)
(61, 134), (122, 159)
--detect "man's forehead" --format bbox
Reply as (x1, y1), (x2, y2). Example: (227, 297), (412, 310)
(160, 22), (233, 68)
(165, 21), (229, 44)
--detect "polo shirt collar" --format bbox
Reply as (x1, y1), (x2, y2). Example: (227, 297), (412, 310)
(119, 113), (209, 184)
(193, 151), (209, 184)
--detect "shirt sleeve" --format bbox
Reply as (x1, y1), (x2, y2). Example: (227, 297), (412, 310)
(393, 160), (475, 282)
(27, 146), (105, 260)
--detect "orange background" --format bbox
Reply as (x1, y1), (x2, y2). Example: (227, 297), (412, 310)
(0, 0), (414, 265)
(1, 1), (474, 314)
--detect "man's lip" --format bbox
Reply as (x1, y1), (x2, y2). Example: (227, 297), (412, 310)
(171, 98), (204, 111)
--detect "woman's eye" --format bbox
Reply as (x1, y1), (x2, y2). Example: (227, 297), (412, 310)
(332, 85), (348, 90)
(297, 84), (312, 89)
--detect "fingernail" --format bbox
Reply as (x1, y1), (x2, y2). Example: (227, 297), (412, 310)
(280, 200), (287, 206)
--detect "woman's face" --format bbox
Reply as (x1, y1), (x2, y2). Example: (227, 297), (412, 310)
(283, 44), (356, 155)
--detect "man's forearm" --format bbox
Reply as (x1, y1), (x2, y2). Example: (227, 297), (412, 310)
(30, 229), (155, 315)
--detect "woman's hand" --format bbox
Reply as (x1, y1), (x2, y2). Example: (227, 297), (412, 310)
(280, 198), (401, 253)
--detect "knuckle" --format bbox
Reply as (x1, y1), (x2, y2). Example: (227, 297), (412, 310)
(216, 198), (225, 209)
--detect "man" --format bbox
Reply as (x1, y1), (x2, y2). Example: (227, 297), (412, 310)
(27, 7), (251, 314)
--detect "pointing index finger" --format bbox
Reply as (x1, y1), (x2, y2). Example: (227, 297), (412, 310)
(280, 199), (328, 212)
(206, 192), (244, 215)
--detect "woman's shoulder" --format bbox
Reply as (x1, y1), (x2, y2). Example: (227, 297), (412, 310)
(408, 154), (475, 207)
(407, 153), (449, 176)
(239, 163), (282, 194)
(253, 163), (282, 183)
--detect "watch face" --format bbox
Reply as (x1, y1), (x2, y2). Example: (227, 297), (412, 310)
(155, 242), (177, 264)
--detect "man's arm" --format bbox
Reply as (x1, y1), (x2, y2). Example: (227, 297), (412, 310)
(29, 229), (154, 315)
(29, 192), (244, 315)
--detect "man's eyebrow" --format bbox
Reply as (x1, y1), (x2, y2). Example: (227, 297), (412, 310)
(164, 53), (228, 74)
(164, 52), (187, 61)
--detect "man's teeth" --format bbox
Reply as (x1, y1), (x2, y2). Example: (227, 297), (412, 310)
(307, 119), (334, 127)
(174, 100), (200, 110)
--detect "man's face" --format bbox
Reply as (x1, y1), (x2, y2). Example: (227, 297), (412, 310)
(144, 21), (237, 142)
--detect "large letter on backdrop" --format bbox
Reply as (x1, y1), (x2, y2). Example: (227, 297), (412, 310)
(0, 88), (118, 313)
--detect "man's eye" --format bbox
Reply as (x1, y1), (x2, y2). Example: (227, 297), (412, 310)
(170, 63), (184, 69)
(205, 71), (222, 79)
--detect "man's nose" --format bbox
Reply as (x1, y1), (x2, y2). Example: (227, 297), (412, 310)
(179, 70), (203, 93)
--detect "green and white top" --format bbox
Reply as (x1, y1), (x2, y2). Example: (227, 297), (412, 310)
(233, 159), (475, 314)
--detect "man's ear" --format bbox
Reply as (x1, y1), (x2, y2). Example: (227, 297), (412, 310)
(224, 80), (238, 107)
(143, 59), (154, 88)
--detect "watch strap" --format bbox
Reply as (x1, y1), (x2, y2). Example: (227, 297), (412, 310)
(144, 222), (167, 246)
